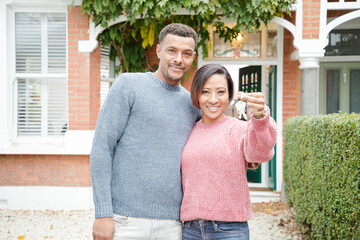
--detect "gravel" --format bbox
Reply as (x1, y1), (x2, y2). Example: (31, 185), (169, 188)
(0, 202), (303, 240)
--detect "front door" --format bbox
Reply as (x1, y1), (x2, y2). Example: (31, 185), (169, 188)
(320, 62), (360, 114)
(239, 66), (262, 183)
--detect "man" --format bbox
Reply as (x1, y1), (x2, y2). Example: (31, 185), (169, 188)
(90, 23), (199, 240)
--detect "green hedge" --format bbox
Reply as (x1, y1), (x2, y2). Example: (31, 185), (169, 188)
(284, 114), (360, 239)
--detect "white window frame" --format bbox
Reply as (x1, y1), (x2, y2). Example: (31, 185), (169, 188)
(1, 1), (94, 155)
(10, 6), (68, 144)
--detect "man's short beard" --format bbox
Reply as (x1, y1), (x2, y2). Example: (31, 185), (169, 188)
(165, 71), (185, 83)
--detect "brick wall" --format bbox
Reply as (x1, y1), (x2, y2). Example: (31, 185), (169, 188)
(68, 6), (100, 130)
(283, 13), (301, 123)
(90, 46), (101, 129)
(328, 9), (355, 18)
(0, 155), (91, 187)
(303, 0), (321, 39)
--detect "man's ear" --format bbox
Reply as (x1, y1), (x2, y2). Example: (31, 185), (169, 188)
(156, 44), (161, 59)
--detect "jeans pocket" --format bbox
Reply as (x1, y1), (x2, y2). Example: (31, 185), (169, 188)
(182, 221), (192, 228)
(172, 220), (182, 225)
(113, 214), (129, 225)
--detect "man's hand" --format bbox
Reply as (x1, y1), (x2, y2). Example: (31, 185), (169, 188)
(93, 217), (114, 240)
(236, 92), (266, 119)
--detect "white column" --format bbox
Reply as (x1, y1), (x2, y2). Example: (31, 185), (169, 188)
(0, 1), (11, 147)
(293, 39), (328, 115)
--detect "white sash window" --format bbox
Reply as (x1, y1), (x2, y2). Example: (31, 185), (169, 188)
(15, 12), (67, 137)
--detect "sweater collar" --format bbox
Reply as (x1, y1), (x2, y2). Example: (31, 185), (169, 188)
(147, 72), (181, 92)
(196, 116), (232, 129)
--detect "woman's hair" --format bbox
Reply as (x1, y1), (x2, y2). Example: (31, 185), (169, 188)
(190, 64), (234, 109)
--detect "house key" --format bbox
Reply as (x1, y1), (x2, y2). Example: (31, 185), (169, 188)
(231, 99), (248, 121)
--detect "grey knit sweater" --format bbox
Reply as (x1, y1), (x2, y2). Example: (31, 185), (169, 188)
(90, 72), (200, 220)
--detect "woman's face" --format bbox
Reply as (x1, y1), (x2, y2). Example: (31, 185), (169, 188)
(199, 74), (229, 124)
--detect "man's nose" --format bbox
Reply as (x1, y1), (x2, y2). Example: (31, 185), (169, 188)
(174, 52), (183, 63)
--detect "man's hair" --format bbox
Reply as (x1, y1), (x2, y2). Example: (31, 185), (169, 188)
(159, 23), (198, 48)
(191, 64), (234, 109)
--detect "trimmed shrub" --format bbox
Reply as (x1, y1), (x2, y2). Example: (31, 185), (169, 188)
(284, 113), (360, 239)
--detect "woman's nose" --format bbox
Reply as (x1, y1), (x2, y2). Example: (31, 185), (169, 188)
(208, 93), (219, 103)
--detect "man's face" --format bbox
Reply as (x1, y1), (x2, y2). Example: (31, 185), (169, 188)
(155, 34), (196, 86)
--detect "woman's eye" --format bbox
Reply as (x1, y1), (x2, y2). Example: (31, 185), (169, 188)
(218, 91), (226, 95)
(201, 91), (209, 94)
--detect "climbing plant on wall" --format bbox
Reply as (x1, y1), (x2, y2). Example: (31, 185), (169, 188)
(81, 0), (295, 73)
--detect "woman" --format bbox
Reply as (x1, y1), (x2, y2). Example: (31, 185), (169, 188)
(181, 64), (277, 239)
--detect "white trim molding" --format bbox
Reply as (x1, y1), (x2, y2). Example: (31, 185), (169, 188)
(0, 186), (279, 210)
(0, 130), (94, 155)
(7, 0), (80, 7)
(0, 1), (11, 148)
(271, 16), (296, 38)
(323, 10), (360, 40)
(0, 186), (94, 210)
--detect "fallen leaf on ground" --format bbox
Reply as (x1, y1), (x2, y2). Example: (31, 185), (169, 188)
(264, 208), (273, 214)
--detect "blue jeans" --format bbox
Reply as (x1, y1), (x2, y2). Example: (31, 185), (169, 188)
(182, 219), (249, 240)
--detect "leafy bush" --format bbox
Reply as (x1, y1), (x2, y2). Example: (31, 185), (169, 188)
(284, 114), (360, 239)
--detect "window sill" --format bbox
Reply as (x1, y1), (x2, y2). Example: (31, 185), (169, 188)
(0, 144), (90, 155)
(0, 130), (94, 155)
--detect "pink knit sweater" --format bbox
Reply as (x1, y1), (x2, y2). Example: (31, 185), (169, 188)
(180, 112), (277, 222)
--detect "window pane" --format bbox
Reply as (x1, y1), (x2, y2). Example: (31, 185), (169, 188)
(15, 13), (42, 73)
(47, 79), (68, 135)
(350, 69), (360, 113)
(17, 79), (42, 136)
(213, 32), (261, 58)
(101, 45), (114, 79)
(47, 13), (66, 73)
(100, 45), (116, 107)
(17, 78), (68, 136)
(100, 81), (111, 107)
(326, 69), (340, 114)
(267, 30), (277, 58)
(330, 33), (341, 46)
(325, 29), (360, 56)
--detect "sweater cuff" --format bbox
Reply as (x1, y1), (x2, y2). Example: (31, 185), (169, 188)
(95, 202), (114, 219)
(249, 105), (271, 131)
